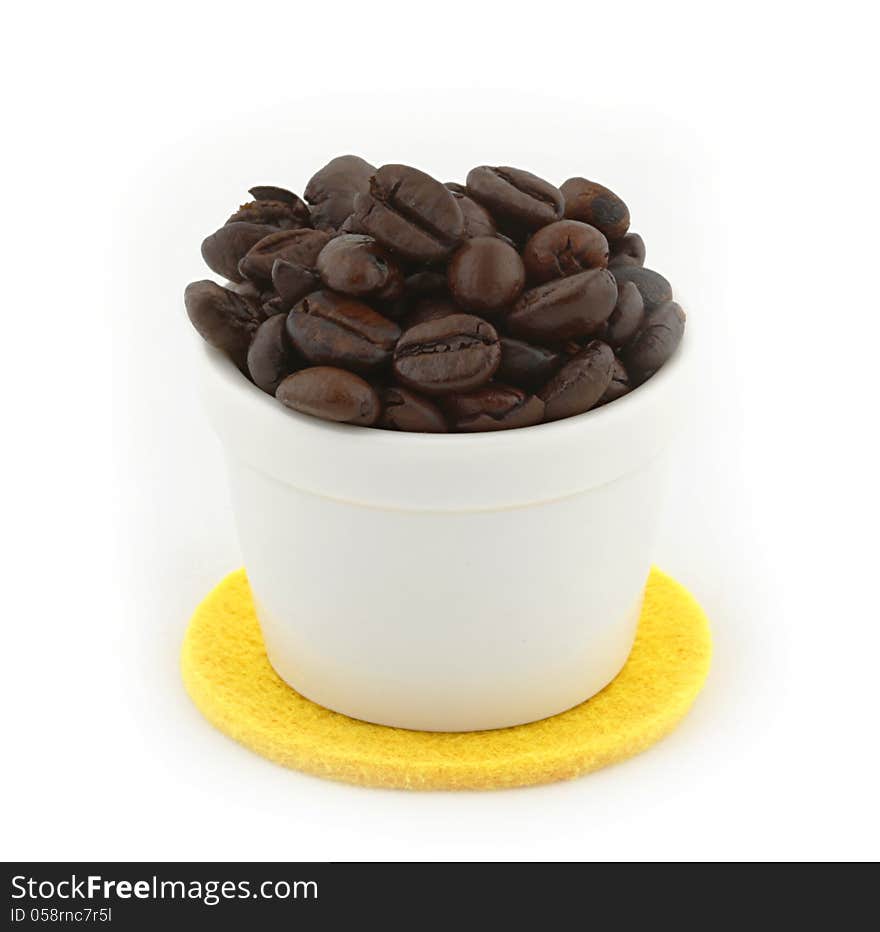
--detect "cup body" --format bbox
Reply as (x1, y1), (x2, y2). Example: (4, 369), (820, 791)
(198, 334), (691, 731)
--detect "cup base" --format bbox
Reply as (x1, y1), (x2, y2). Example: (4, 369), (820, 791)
(181, 566), (711, 788)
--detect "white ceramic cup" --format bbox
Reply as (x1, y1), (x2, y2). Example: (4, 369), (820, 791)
(197, 332), (692, 731)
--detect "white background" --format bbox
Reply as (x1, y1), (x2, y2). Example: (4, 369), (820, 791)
(3, 0), (878, 861)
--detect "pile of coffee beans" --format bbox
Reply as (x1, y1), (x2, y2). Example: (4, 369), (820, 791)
(185, 157), (685, 432)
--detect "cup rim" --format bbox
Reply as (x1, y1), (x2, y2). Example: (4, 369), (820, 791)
(197, 315), (693, 509)
(198, 324), (692, 447)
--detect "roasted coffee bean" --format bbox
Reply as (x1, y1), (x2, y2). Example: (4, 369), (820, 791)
(378, 386), (448, 433)
(610, 265), (672, 311)
(447, 187), (498, 238)
(393, 313), (501, 395)
(447, 236), (525, 312)
(247, 313), (297, 394)
(184, 280), (263, 368)
(238, 228), (331, 283)
(276, 366), (380, 426)
(353, 164), (464, 263)
(228, 279), (263, 302)
(466, 166), (564, 233)
(304, 155), (376, 232)
(227, 196), (311, 229)
(623, 301), (686, 385)
(286, 290), (401, 374)
(339, 212), (362, 234)
(539, 340), (615, 421)
(604, 280), (645, 349)
(201, 221), (277, 283)
(608, 232), (646, 268)
(495, 231), (520, 249)
(405, 271), (447, 297)
(271, 258), (320, 308)
(189, 158), (686, 431)
(560, 178), (630, 241)
(522, 220), (609, 284)
(263, 295), (288, 316)
(443, 385), (545, 432)
(248, 185), (300, 205)
(598, 357), (632, 405)
(403, 296), (458, 328)
(315, 234), (404, 301)
(497, 337), (561, 391)
(506, 268), (618, 343)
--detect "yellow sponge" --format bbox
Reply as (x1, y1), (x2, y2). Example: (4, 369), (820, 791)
(181, 568), (711, 790)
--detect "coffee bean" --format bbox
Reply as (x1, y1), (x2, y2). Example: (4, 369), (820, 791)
(247, 313), (297, 394)
(447, 186), (498, 238)
(184, 280), (263, 368)
(610, 265), (672, 311)
(315, 234), (404, 301)
(248, 185), (300, 206)
(263, 295), (288, 316)
(378, 386), (448, 433)
(201, 222), (277, 283)
(286, 289), (401, 374)
(238, 228), (331, 284)
(603, 280), (645, 349)
(623, 301), (685, 385)
(188, 158), (685, 431)
(447, 236), (525, 312)
(271, 258), (320, 308)
(276, 366), (380, 426)
(539, 340), (615, 421)
(608, 232), (646, 268)
(304, 155), (376, 232)
(228, 279), (263, 303)
(497, 337), (561, 390)
(227, 196), (310, 229)
(494, 232), (520, 250)
(339, 212), (362, 234)
(506, 268), (618, 343)
(403, 296), (459, 329)
(405, 271), (448, 297)
(443, 385), (545, 432)
(522, 220), (609, 283)
(393, 313), (501, 395)
(560, 178), (630, 241)
(598, 357), (632, 405)
(465, 166), (564, 233)
(353, 164), (464, 263)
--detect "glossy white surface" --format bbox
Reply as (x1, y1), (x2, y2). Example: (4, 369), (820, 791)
(200, 337), (690, 730)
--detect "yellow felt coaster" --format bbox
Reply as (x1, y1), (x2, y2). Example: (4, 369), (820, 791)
(181, 568), (711, 790)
